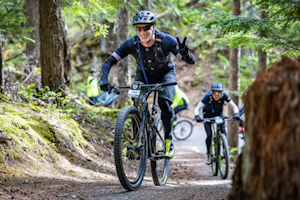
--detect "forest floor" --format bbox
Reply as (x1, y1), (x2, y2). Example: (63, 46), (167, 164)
(0, 144), (235, 200)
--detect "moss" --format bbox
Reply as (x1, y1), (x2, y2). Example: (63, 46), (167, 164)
(29, 105), (42, 112)
(107, 138), (114, 145)
(0, 104), (17, 113)
(0, 165), (26, 177)
(85, 36), (94, 47)
(0, 93), (10, 102)
(81, 130), (91, 140)
(68, 169), (79, 177)
(99, 127), (108, 137)
(0, 152), (5, 163)
(6, 149), (22, 161)
(27, 116), (58, 143)
(60, 115), (87, 150)
(12, 102), (28, 107)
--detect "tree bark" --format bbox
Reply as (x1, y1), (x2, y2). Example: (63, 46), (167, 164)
(244, 1), (257, 78)
(257, 48), (267, 73)
(39, 0), (72, 91)
(228, 0), (241, 154)
(257, 4), (268, 74)
(0, 35), (4, 94)
(229, 56), (300, 200)
(143, 0), (151, 10)
(24, 0), (40, 75)
(117, 6), (130, 108)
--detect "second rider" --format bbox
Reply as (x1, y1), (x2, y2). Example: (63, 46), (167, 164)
(100, 10), (195, 158)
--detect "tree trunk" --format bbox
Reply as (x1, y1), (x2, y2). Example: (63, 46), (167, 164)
(229, 56), (300, 200)
(24, 0), (40, 75)
(257, 4), (268, 74)
(0, 35), (4, 94)
(244, 1), (257, 78)
(257, 48), (267, 73)
(117, 6), (130, 108)
(144, 0), (151, 10)
(227, 0), (241, 155)
(39, 0), (72, 91)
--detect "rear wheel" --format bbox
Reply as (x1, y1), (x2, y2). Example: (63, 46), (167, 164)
(150, 114), (170, 186)
(173, 120), (193, 140)
(210, 134), (218, 176)
(114, 106), (147, 191)
(219, 133), (229, 179)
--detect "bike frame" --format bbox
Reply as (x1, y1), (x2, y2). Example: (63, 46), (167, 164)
(138, 88), (164, 160)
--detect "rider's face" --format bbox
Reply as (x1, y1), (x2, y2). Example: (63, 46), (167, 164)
(212, 91), (221, 101)
(136, 24), (155, 43)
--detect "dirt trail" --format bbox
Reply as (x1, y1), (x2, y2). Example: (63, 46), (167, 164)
(0, 145), (234, 200)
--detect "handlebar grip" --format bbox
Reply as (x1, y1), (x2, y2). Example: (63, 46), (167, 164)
(161, 82), (177, 87)
(112, 85), (130, 89)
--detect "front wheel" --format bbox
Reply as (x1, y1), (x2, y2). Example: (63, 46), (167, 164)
(114, 105), (147, 191)
(150, 114), (170, 186)
(219, 133), (229, 179)
(173, 120), (193, 140)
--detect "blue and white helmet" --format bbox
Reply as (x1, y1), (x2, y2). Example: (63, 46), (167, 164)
(211, 82), (223, 91)
(132, 10), (156, 25)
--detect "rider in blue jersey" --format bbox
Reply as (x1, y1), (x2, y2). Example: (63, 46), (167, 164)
(194, 82), (240, 164)
(100, 10), (195, 158)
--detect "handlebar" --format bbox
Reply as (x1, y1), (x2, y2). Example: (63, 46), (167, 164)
(112, 82), (177, 94)
(200, 116), (238, 123)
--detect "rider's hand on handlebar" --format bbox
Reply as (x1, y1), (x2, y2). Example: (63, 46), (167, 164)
(100, 80), (112, 93)
(195, 115), (203, 122)
(233, 113), (240, 120)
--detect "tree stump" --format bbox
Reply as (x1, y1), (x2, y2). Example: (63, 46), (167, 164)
(229, 56), (300, 200)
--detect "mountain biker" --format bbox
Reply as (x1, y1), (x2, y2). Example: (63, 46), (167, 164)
(194, 82), (239, 164)
(171, 85), (189, 123)
(100, 10), (195, 158)
(87, 68), (100, 105)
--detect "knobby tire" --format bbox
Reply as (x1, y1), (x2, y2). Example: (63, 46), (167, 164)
(114, 105), (147, 191)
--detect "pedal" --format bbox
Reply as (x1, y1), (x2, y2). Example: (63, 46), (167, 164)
(150, 153), (163, 160)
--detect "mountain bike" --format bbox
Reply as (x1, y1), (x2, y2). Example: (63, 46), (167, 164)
(201, 116), (237, 179)
(172, 117), (193, 140)
(112, 81), (176, 191)
(158, 116), (193, 141)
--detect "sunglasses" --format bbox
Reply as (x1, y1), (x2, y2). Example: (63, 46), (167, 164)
(136, 25), (152, 32)
(212, 91), (222, 95)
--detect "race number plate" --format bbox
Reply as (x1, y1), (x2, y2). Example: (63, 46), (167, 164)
(127, 84), (141, 98)
(215, 117), (224, 124)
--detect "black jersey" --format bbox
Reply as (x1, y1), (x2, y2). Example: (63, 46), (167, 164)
(201, 91), (231, 117)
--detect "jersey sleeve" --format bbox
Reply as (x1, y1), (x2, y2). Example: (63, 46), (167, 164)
(114, 37), (136, 59)
(162, 33), (179, 56)
(223, 93), (232, 102)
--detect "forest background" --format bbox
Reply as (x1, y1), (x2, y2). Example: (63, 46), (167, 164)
(1, 0), (299, 148)
(0, 0), (300, 180)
